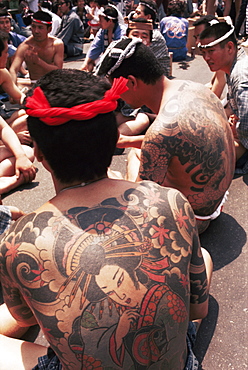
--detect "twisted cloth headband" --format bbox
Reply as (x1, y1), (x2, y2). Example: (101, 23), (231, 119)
(198, 16), (234, 48)
(96, 37), (142, 77)
(25, 77), (128, 125)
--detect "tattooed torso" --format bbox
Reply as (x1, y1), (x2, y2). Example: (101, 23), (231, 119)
(139, 81), (235, 216)
(0, 180), (208, 369)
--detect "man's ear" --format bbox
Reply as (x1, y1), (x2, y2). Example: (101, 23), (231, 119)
(127, 75), (138, 90)
(146, 14), (151, 20)
(33, 141), (44, 162)
(226, 41), (235, 54)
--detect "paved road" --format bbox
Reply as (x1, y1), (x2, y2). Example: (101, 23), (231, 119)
(1, 44), (248, 369)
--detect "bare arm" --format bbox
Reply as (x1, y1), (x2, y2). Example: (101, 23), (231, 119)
(9, 44), (26, 85)
(0, 116), (36, 182)
(211, 70), (226, 99)
(0, 68), (24, 104)
(81, 57), (95, 72)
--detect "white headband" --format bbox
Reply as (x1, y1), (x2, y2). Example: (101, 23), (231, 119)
(139, 1), (156, 13)
(198, 16), (234, 48)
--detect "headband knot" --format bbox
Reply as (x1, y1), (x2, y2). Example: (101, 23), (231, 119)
(25, 77), (128, 125)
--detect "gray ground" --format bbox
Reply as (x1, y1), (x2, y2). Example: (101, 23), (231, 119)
(1, 44), (248, 369)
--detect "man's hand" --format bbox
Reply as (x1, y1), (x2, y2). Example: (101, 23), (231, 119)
(24, 46), (40, 64)
(229, 114), (239, 139)
(17, 131), (33, 146)
(15, 154), (36, 183)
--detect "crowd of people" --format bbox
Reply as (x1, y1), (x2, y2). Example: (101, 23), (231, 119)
(0, 0), (247, 368)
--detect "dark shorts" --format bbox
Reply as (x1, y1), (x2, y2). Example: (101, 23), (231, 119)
(33, 322), (198, 370)
(32, 347), (62, 370)
(184, 321), (199, 370)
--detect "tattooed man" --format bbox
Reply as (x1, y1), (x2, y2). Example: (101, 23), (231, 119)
(97, 38), (235, 233)
(0, 69), (212, 369)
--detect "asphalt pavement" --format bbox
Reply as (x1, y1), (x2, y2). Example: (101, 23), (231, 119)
(0, 43), (247, 370)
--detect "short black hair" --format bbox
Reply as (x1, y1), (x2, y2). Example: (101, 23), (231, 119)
(193, 14), (218, 27)
(97, 38), (164, 84)
(0, 30), (8, 56)
(199, 21), (237, 48)
(167, 0), (186, 16)
(101, 6), (118, 24)
(32, 10), (52, 26)
(139, 0), (157, 24)
(26, 70), (118, 184)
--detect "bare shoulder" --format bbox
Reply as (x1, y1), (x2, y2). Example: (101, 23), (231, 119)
(50, 35), (64, 47)
(0, 186), (198, 369)
(149, 79), (228, 138)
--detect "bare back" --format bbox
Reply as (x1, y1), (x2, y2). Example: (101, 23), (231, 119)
(139, 80), (235, 216)
(0, 179), (208, 369)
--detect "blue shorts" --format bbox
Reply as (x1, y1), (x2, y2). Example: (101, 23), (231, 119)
(184, 321), (199, 370)
(33, 322), (199, 370)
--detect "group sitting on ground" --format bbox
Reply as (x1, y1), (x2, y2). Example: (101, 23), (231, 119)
(0, 7), (247, 369)
(0, 68), (213, 370)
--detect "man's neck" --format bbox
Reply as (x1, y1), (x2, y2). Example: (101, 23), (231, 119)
(223, 50), (238, 75)
(143, 76), (169, 114)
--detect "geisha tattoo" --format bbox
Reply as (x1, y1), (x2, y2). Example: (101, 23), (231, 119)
(0, 181), (208, 369)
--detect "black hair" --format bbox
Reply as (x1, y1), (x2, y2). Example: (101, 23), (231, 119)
(0, 30), (8, 56)
(167, 0), (186, 16)
(40, 0), (52, 10)
(32, 10), (52, 27)
(139, 0), (157, 25)
(0, 8), (11, 18)
(126, 17), (153, 41)
(102, 5), (118, 24)
(193, 14), (218, 27)
(64, 0), (73, 9)
(199, 21), (237, 48)
(97, 38), (164, 84)
(26, 69), (118, 184)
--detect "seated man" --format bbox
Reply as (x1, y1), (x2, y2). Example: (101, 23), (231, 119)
(199, 20), (248, 177)
(81, 6), (126, 72)
(133, 0), (170, 76)
(9, 11), (64, 89)
(0, 69), (212, 369)
(112, 19), (156, 149)
(97, 38), (235, 233)
(160, 0), (188, 62)
(0, 9), (27, 79)
(0, 30), (31, 145)
(55, 0), (84, 58)
(193, 15), (227, 101)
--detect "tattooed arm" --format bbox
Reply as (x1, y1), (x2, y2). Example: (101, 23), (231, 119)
(138, 117), (174, 185)
(189, 238), (210, 320)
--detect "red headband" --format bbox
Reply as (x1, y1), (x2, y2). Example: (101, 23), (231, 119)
(25, 77), (129, 125)
(32, 18), (52, 25)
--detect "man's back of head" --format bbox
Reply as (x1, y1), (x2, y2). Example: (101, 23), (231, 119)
(26, 69), (119, 184)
